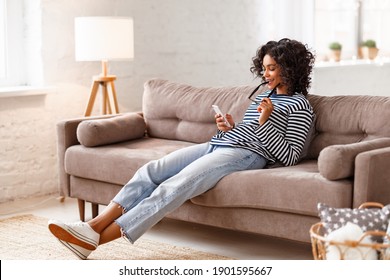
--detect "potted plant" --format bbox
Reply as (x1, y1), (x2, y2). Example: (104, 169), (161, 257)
(328, 42), (342, 62)
(361, 39), (378, 60)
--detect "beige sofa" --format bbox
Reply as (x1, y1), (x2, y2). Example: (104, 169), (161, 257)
(57, 79), (390, 243)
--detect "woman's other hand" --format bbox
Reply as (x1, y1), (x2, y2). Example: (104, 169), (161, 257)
(257, 98), (274, 125)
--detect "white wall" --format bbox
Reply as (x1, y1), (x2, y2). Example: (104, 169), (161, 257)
(40, 0), (266, 112)
(0, 0), (265, 202)
(312, 60), (390, 96)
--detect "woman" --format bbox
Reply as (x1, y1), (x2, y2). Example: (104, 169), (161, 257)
(48, 38), (315, 259)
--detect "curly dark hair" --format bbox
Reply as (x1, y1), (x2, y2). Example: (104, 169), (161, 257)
(250, 38), (315, 96)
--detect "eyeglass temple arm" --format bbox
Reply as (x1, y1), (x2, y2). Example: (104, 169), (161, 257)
(249, 81), (269, 100)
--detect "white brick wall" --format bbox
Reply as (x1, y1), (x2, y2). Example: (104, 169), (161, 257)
(0, 94), (56, 202)
(0, 0), (264, 202)
(0, 86), (88, 203)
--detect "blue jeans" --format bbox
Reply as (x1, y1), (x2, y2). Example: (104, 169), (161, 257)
(113, 142), (267, 243)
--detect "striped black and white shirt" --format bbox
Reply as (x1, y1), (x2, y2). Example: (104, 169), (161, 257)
(210, 90), (314, 166)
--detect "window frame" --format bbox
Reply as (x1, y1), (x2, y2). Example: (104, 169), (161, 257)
(0, 0), (7, 80)
(0, 0), (26, 87)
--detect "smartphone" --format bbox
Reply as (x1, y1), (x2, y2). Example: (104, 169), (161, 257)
(212, 105), (231, 127)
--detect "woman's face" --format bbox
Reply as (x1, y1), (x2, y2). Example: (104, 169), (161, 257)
(262, 54), (286, 94)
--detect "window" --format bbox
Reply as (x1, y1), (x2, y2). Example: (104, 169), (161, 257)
(314, 0), (390, 61)
(361, 0), (390, 56)
(0, 0), (26, 87)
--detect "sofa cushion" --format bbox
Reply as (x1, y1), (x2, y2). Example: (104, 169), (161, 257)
(77, 113), (146, 147)
(318, 138), (390, 180)
(307, 95), (390, 159)
(65, 138), (194, 185)
(190, 160), (353, 217)
(143, 79), (261, 143)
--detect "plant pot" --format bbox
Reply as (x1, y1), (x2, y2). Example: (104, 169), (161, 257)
(329, 50), (341, 62)
(361, 47), (379, 60)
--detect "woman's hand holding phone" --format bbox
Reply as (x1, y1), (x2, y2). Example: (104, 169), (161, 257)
(212, 105), (234, 132)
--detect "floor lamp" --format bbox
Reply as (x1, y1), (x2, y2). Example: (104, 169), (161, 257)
(75, 17), (134, 116)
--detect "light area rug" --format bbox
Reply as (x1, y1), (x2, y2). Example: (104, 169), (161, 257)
(0, 214), (231, 260)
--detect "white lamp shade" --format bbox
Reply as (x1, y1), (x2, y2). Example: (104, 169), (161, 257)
(75, 17), (134, 61)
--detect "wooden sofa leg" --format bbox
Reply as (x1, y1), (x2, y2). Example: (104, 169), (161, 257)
(92, 203), (99, 219)
(78, 199), (86, 222)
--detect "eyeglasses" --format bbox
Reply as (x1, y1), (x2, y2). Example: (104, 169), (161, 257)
(248, 81), (280, 105)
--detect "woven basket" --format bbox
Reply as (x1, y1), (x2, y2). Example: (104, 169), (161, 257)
(310, 202), (390, 260)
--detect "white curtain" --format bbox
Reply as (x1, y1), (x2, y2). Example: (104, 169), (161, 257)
(258, 0), (314, 47)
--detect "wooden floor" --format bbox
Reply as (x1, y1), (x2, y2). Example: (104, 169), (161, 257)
(0, 194), (313, 260)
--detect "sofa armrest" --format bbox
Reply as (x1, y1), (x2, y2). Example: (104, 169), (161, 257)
(318, 138), (390, 180)
(353, 147), (390, 208)
(56, 113), (142, 197)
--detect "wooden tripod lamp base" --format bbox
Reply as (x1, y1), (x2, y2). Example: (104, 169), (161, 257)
(84, 74), (120, 117)
(75, 17), (134, 116)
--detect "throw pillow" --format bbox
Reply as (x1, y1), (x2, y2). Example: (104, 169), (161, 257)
(317, 203), (390, 242)
(317, 138), (390, 181)
(325, 222), (378, 260)
(77, 113), (146, 147)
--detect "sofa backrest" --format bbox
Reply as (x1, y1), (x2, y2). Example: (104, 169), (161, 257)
(143, 79), (390, 158)
(307, 94), (390, 158)
(143, 79), (255, 143)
